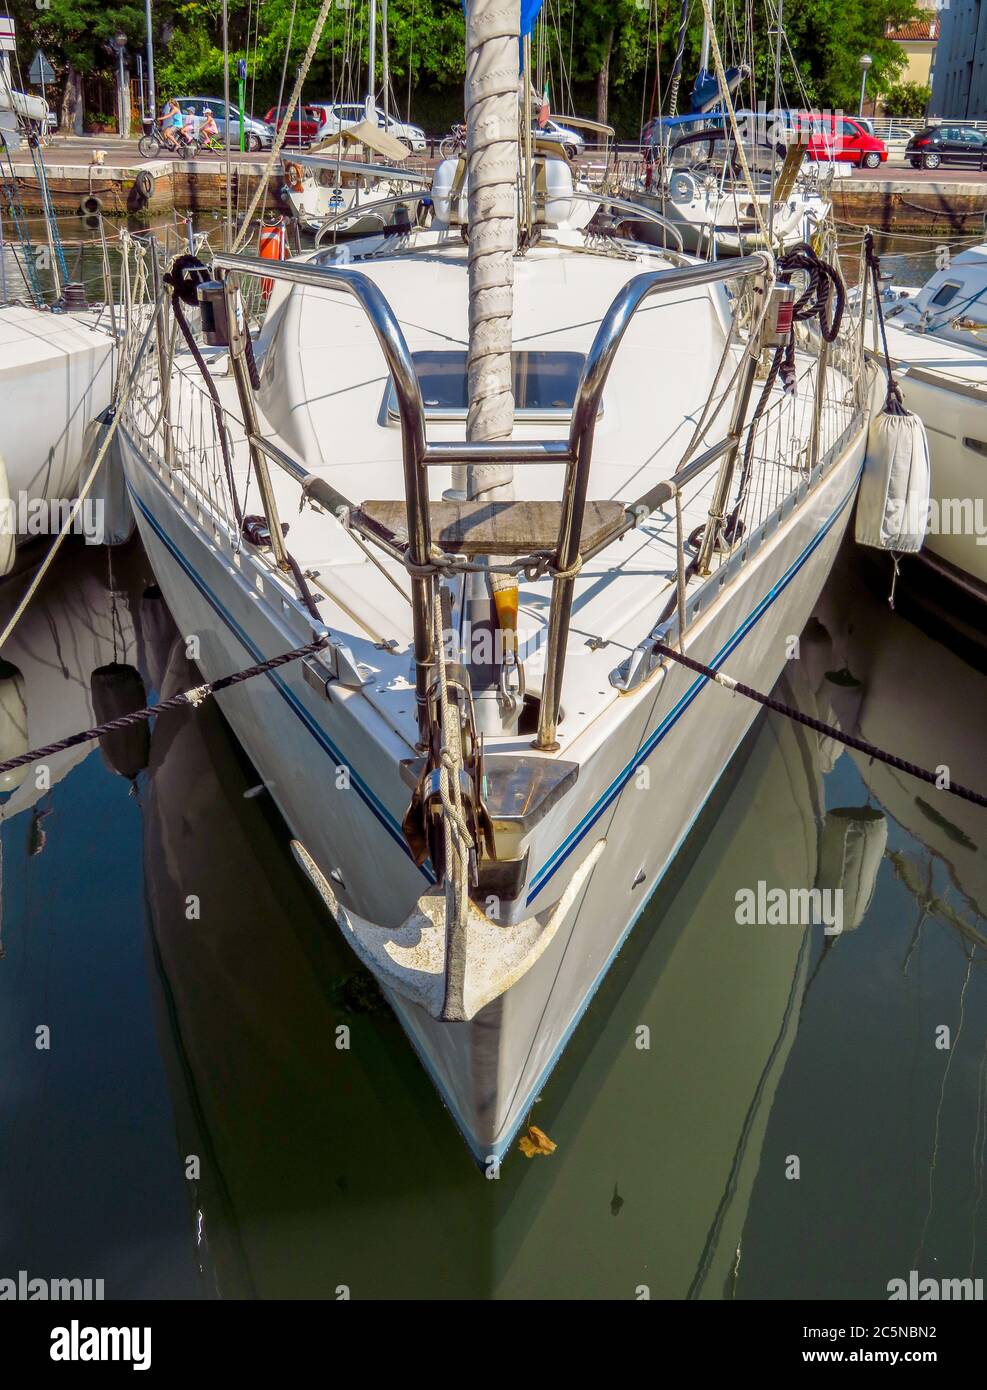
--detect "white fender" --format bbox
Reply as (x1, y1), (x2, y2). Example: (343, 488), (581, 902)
(855, 406), (930, 553)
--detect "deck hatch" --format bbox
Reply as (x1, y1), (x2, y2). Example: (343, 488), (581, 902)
(386, 350), (598, 423)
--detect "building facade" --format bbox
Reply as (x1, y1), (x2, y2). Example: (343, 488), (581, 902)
(885, 8), (939, 93)
(934, 0), (987, 116)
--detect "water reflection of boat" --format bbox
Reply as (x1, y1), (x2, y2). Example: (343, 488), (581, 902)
(0, 540), (152, 815)
(140, 613), (853, 1296)
(814, 548), (987, 934)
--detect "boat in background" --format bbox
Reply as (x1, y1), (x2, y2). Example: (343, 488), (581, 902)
(871, 243), (987, 603)
(623, 115), (832, 258)
(282, 123), (431, 240)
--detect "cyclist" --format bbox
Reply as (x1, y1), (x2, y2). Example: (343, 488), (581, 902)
(161, 98), (182, 150)
(181, 107), (198, 148)
(200, 106), (220, 148)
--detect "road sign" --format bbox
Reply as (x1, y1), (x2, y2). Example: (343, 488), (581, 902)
(0, 15), (16, 54)
(29, 50), (56, 85)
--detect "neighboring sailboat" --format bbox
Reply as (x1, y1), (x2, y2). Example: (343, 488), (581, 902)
(0, 65), (117, 560)
(116, 0), (870, 1161)
(281, 125), (430, 240)
(866, 244), (987, 602)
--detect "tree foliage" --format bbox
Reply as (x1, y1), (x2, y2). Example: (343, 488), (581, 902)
(880, 80), (931, 118)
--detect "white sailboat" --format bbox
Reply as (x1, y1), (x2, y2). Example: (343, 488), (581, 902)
(1, 61), (117, 558)
(116, 0), (871, 1162)
(868, 244), (987, 602)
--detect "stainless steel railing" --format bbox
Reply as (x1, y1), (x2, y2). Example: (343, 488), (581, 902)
(207, 248), (779, 751)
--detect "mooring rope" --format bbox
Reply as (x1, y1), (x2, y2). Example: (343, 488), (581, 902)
(0, 636), (328, 777)
(653, 642), (987, 809)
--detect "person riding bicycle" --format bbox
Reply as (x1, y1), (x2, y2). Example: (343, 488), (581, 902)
(200, 107), (220, 147)
(181, 107), (198, 147)
(161, 98), (182, 150)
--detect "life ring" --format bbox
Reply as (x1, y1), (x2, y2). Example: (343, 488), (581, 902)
(284, 162), (304, 193)
(80, 194), (103, 215)
(668, 171), (696, 204)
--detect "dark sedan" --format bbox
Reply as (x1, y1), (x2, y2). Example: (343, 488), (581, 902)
(906, 125), (987, 170)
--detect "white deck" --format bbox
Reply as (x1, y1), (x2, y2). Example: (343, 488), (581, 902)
(148, 236), (855, 764)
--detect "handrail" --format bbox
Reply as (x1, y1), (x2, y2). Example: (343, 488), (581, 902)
(558, 190), (686, 253)
(312, 193), (428, 245)
(211, 250), (434, 728)
(210, 248), (773, 755)
(534, 251), (772, 750)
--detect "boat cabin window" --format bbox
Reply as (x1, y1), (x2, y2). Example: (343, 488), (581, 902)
(386, 350), (593, 422)
(930, 281), (962, 307)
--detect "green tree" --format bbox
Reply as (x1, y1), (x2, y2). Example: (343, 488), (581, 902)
(880, 80), (931, 118)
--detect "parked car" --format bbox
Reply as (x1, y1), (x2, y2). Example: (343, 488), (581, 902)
(263, 104), (327, 145)
(532, 117), (586, 160)
(322, 102), (427, 152)
(176, 96), (274, 151)
(798, 114), (887, 168)
(906, 124), (987, 169)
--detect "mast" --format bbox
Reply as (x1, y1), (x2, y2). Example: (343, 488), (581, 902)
(464, 0), (520, 734)
(367, 0), (377, 117)
(382, 0), (390, 126)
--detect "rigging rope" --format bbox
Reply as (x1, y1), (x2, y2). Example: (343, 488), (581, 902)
(231, 0), (336, 253)
(653, 642), (987, 810)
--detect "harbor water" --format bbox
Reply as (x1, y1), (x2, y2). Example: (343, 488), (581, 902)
(0, 533), (984, 1299)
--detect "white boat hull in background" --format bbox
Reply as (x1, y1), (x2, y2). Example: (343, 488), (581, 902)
(0, 305), (115, 529)
(875, 331), (987, 597)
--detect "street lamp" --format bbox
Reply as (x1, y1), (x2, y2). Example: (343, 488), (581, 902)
(144, 0), (156, 122)
(858, 53), (873, 118)
(111, 32), (128, 137)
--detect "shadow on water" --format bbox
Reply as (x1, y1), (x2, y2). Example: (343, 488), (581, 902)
(0, 533), (984, 1298)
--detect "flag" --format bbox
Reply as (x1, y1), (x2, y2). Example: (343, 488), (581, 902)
(538, 81), (549, 127)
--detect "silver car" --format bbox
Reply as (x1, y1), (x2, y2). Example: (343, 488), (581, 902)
(176, 96), (274, 151)
(532, 118), (586, 159)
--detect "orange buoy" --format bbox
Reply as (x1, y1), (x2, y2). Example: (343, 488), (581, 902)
(258, 219), (287, 299)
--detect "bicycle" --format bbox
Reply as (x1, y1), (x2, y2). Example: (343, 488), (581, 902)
(439, 123), (467, 159)
(138, 120), (200, 159)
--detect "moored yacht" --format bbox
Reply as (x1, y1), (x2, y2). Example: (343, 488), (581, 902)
(871, 244), (987, 602)
(116, 0), (870, 1163)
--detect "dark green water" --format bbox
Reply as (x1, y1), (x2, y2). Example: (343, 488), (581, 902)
(0, 534), (984, 1299)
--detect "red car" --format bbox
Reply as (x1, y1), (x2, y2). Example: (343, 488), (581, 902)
(798, 114), (887, 169)
(264, 105), (325, 144)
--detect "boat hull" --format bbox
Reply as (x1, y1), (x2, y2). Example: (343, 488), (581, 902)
(881, 365), (987, 597)
(0, 305), (115, 514)
(119, 409), (865, 1162)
